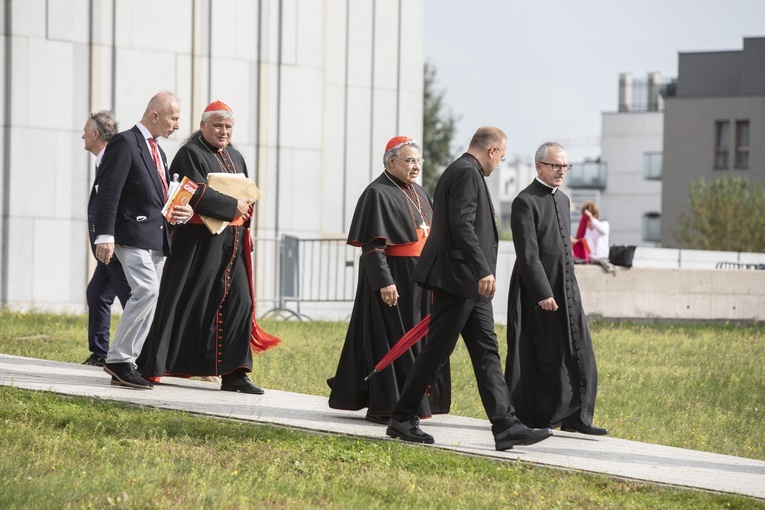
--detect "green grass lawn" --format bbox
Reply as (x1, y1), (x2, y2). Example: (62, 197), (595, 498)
(1, 311), (764, 508)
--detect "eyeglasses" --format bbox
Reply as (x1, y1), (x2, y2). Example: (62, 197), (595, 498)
(394, 156), (424, 166)
(538, 161), (572, 171)
(500, 156), (506, 163)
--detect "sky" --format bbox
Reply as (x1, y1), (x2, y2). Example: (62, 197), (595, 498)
(423, 0), (765, 163)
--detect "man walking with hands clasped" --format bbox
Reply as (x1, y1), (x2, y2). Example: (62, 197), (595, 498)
(386, 127), (552, 451)
(505, 142), (607, 436)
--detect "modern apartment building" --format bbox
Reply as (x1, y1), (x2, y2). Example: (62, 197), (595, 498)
(661, 37), (765, 247)
(567, 72), (666, 246)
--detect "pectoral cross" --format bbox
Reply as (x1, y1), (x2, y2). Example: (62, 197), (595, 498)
(421, 221), (430, 237)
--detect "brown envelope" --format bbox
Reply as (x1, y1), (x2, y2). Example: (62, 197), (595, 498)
(200, 173), (262, 234)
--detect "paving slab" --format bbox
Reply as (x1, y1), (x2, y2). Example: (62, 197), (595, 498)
(1, 353), (763, 500)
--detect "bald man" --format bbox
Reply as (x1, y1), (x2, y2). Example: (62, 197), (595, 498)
(94, 91), (193, 389)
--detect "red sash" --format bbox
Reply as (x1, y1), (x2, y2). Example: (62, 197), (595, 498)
(385, 229), (427, 257)
(242, 228), (281, 352)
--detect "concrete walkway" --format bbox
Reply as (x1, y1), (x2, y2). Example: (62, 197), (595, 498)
(1, 353), (763, 501)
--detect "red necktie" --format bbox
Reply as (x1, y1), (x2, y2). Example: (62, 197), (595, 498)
(148, 138), (168, 199)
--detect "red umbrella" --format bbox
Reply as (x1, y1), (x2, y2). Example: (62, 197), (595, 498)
(364, 314), (431, 381)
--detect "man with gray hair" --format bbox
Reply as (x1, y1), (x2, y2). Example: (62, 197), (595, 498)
(505, 141), (607, 436)
(82, 110), (130, 367)
(328, 135), (451, 424)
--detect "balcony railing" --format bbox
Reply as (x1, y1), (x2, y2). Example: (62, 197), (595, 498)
(618, 72), (673, 112)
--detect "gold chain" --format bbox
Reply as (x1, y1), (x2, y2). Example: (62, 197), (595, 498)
(383, 171), (430, 235)
(199, 136), (238, 174)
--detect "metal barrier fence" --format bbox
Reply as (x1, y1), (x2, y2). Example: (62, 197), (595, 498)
(715, 261), (765, 270)
(254, 236), (359, 320)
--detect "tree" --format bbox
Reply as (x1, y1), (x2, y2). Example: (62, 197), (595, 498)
(672, 176), (765, 252)
(422, 62), (459, 195)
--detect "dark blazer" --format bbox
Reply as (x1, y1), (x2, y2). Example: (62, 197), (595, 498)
(87, 163), (100, 255)
(95, 125), (171, 254)
(412, 153), (498, 302)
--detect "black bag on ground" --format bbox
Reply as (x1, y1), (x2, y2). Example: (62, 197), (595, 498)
(609, 245), (636, 267)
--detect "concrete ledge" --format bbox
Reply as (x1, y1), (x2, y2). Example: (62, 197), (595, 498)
(576, 265), (765, 322)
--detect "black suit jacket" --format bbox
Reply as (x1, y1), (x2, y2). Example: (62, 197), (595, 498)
(87, 162), (100, 256)
(95, 125), (171, 254)
(412, 153), (498, 302)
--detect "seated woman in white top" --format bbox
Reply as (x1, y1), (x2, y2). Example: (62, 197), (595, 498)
(582, 201), (609, 260)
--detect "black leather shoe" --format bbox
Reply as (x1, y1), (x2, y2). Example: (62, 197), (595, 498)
(561, 421), (609, 436)
(495, 422), (553, 451)
(386, 417), (434, 444)
(109, 376), (142, 387)
(221, 378), (265, 395)
(103, 363), (153, 390)
(365, 414), (389, 425)
(83, 355), (106, 367)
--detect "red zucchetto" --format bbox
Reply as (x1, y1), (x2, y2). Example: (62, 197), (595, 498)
(204, 100), (233, 113)
(385, 135), (412, 152)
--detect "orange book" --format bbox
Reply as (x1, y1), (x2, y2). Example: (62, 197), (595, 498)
(162, 176), (199, 221)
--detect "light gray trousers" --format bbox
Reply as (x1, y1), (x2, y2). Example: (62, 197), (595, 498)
(105, 245), (165, 364)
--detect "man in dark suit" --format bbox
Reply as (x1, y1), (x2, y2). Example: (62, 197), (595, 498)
(82, 110), (130, 367)
(94, 91), (193, 389)
(386, 127), (552, 451)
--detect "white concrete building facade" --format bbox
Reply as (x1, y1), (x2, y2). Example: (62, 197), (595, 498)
(0, 0), (425, 312)
(567, 72), (666, 247)
(599, 109), (663, 246)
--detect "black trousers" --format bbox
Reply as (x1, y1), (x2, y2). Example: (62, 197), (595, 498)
(391, 289), (518, 436)
(86, 258), (130, 359)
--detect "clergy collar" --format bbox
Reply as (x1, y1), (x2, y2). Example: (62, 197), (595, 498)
(463, 152), (483, 173)
(535, 176), (558, 194)
(384, 170), (410, 188)
(198, 134), (225, 153)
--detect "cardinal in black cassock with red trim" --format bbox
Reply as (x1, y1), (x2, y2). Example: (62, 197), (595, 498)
(327, 136), (451, 424)
(137, 101), (279, 395)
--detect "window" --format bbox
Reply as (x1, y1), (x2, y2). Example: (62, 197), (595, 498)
(642, 212), (661, 242)
(643, 152), (662, 180)
(735, 120), (749, 169)
(565, 161), (607, 189)
(714, 121), (730, 169)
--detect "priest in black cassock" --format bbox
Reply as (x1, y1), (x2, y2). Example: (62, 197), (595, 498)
(505, 142), (607, 435)
(137, 100), (279, 394)
(327, 136), (451, 424)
